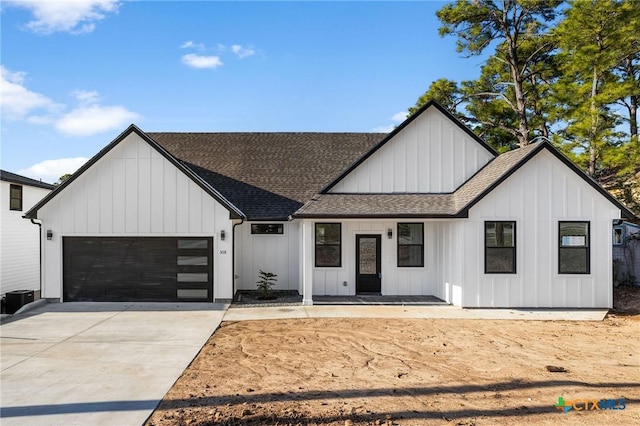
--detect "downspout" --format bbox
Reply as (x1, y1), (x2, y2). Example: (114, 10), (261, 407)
(29, 218), (43, 299)
(231, 218), (245, 301)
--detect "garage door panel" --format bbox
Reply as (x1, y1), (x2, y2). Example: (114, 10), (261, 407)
(63, 237), (213, 302)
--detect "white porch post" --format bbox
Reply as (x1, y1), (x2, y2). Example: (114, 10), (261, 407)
(301, 220), (314, 305)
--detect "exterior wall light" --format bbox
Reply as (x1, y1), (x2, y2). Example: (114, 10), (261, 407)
(220, 230), (226, 241)
(387, 228), (393, 239)
(46, 230), (53, 240)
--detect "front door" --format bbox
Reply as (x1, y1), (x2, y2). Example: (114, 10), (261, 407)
(356, 234), (381, 293)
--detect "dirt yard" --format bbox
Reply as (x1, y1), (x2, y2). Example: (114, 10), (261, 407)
(146, 288), (640, 426)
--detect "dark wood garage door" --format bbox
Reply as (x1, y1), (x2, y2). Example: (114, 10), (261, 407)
(63, 237), (213, 302)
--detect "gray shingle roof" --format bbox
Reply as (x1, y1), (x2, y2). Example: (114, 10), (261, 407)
(148, 132), (386, 220)
(295, 143), (544, 218)
(295, 194), (457, 217)
(0, 170), (55, 190)
(24, 124), (635, 221)
(453, 142), (542, 212)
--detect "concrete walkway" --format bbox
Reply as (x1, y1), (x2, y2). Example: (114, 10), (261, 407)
(223, 304), (608, 321)
(0, 302), (227, 426)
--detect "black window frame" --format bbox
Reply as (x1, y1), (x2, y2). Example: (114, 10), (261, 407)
(315, 223), (342, 267)
(484, 221), (517, 274)
(9, 184), (22, 211)
(559, 221), (590, 274)
(251, 223), (284, 235)
(397, 223), (424, 267)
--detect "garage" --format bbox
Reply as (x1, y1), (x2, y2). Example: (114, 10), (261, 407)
(63, 237), (213, 302)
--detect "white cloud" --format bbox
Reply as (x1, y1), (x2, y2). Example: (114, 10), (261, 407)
(392, 111), (408, 122)
(0, 66), (61, 120)
(7, 0), (121, 34)
(71, 89), (101, 105)
(180, 40), (205, 51)
(180, 42), (257, 68)
(372, 125), (395, 133)
(1, 66), (139, 136)
(373, 111), (409, 133)
(231, 44), (255, 59)
(181, 53), (223, 69)
(55, 104), (139, 136)
(18, 157), (89, 184)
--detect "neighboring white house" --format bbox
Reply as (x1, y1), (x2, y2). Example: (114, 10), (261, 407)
(1, 170), (55, 299)
(25, 101), (636, 308)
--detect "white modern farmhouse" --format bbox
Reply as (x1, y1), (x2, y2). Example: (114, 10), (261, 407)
(25, 101), (635, 308)
(1, 170), (55, 299)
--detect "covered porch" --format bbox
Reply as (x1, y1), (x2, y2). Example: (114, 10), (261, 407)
(299, 219), (463, 306)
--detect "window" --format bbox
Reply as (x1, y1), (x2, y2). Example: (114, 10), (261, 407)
(251, 224), (284, 234)
(9, 184), (22, 211)
(485, 222), (516, 273)
(613, 227), (624, 245)
(178, 239), (208, 249)
(315, 223), (341, 267)
(559, 221), (590, 274)
(397, 223), (424, 267)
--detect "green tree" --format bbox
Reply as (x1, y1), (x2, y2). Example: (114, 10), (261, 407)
(436, 0), (562, 146)
(553, 0), (639, 215)
(408, 78), (463, 116)
(554, 0), (621, 174)
(54, 173), (73, 186)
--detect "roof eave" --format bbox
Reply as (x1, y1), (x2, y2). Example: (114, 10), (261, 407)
(0, 176), (55, 190)
(293, 212), (465, 219)
(243, 216), (293, 222)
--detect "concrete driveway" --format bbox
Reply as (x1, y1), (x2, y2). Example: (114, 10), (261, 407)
(0, 302), (227, 426)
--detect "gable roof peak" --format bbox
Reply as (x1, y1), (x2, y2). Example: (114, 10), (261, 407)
(24, 124), (245, 220)
(320, 99), (498, 194)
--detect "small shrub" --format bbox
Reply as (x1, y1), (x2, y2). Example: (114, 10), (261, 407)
(256, 270), (278, 300)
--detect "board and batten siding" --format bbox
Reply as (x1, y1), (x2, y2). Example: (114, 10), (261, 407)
(310, 220), (447, 299)
(329, 108), (494, 194)
(235, 221), (301, 292)
(1, 183), (51, 296)
(455, 149), (619, 308)
(37, 132), (235, 301)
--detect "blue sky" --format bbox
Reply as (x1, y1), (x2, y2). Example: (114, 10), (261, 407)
(1, 1), (489, 183)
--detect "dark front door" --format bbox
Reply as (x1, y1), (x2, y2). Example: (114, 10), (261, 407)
(356, 234), (381, 294)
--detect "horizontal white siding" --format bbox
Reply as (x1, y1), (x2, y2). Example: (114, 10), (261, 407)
(311, 220), (446, 297)
(235, 221), (300, 292)
(1, 183), (51, 295)
(330, 108), (494, 193)
(37, 132), (235, 301)
(457, 150), (619, 308)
